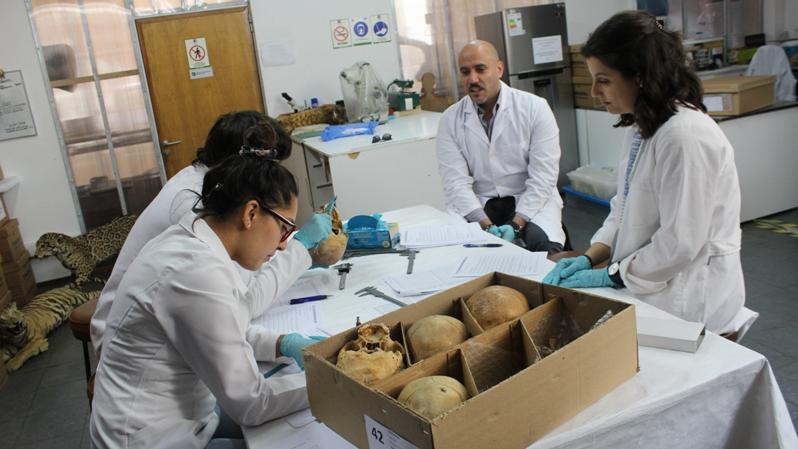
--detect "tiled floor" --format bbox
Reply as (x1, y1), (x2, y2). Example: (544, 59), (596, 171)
(1, 201), (797, 448)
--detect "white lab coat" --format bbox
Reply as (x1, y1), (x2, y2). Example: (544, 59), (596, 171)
(436, 81), (565, 244)
(592, 107), (744, 333)
(91, 164), (205, 353)
(745, 45), (797, 102)
(90, 213), (311, 449)
(91, 164), (304, 355)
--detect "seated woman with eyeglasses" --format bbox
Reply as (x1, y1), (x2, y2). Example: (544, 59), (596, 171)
(90, 151), (328, 449)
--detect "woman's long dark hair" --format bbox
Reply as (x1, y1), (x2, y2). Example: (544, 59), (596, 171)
(582, 11), (705, 138)
(193, 111), (292, 167)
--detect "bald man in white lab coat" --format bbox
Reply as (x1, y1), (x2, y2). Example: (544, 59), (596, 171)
(436, 40), (565, 253)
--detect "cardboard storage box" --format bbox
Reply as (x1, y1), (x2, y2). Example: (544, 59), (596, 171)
(0, 288), (11, 312)
(0, 219), (27, 263)
(305, 273), (638, 449)
(702, 75), (775, 116)
(0, 357), (7, 390)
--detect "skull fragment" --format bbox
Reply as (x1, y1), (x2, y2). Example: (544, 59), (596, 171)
(336, 323), (405, 385)
(466, 285), (529, 330)
(308, 205), (347, 267)
(398, 375), (468, 420)
(406, 315), (467, 362)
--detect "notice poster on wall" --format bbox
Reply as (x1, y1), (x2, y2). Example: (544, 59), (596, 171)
(531, 35), (563, 64)
(0, 70), (37, 141)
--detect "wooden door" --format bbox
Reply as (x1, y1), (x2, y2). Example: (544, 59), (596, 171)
(137, 6), (264, 178)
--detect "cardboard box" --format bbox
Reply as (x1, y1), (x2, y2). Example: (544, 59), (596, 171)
(305, 273), (638, 449)
(0, 268), (8, 296)
(0, 219), (27, 263)
(637, 316), (705, 353)
(0, 194), (8, 227)
(702, 75), (776, 116)
(0, 357), (7, 390)
(0, 288), (11, 312)
(3, 263), (36, 307)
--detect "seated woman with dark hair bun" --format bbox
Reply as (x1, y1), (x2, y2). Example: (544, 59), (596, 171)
(91, 111), (331, 355)
(544, 10), (746, 335)
(90, 151), (326, 449)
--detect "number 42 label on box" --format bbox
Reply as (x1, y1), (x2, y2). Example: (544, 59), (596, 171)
(364, 415), (421, 449)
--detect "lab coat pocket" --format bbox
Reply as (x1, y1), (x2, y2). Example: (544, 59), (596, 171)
(127, 415), (216, 449)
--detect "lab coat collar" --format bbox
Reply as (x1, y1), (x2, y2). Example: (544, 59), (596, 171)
(179, 212), (249, 295)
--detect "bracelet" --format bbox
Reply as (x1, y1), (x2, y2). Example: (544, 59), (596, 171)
(582, 254), (594, 267)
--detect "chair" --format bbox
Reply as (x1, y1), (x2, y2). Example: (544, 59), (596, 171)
(68, 297), (98, 402)
(745, 45), (797, 102)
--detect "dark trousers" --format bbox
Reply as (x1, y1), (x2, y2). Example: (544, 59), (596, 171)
(484, 196), (563, 254)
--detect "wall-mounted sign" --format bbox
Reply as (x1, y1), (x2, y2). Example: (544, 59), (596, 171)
(371, 14), (391, 43)
(532, 35), (563, 64)
(185, 37), (210, 68)
(351, 16), (372, 46)
(330, 18), (352, 49)
(0, 70), (37, 141)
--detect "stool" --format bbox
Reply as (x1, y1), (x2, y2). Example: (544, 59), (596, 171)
(68, 297), (97, 402)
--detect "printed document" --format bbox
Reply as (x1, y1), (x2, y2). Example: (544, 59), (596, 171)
(454, 253), (554, 277)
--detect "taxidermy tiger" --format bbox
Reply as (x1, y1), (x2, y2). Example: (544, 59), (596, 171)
(277, 103), (347, 134)
(0, 284), (100, 371)
(34, 214), (137, 286)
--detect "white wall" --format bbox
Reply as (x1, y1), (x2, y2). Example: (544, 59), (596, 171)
(763, 0), (798, 41)
(564, 0), (637, 46)
(0, 1), (80, 281)
(250, 0), (402, 116)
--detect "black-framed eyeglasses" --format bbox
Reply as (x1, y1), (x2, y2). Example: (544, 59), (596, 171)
(265, 208), (297, 242)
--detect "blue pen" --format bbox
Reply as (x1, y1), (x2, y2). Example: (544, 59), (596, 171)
(289, 294), (329, 305)
(263, 363), (289, 379)
(463, 243), (503, 248)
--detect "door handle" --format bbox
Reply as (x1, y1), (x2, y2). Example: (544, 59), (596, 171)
(160, 139), (182, 148)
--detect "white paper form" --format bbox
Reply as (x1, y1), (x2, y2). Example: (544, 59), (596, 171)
(383, 265), (462, 296)
(454, 253), (554, 277)
(252, 304), (320, 336)
(275, 276), (331, 306)
(269, 419), (354, 449)
(400, 222), (486, 248)
(316, 299), (383, 336)
(532, 35), (563, 64)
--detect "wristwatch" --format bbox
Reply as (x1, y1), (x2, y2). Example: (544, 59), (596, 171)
(509, 221), (524, 234)
(607, 261), (625, 287)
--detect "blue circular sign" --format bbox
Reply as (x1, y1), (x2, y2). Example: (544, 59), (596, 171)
(353, 21), (369, 37)
(373, 20), (388, 37)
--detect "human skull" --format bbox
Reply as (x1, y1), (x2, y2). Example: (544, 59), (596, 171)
(407, 315), (467, 362)
(308, 206), (348, 266)
(336, 323), (405, 385)
(398, 375), (468, 420)
(466, 285), (529, 330)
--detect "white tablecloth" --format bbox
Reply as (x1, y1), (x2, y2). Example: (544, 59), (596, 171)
(243, 205), (798, 449)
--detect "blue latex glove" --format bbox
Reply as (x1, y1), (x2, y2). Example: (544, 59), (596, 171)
(294, 213), (332, 249)
(486, 225), (515, 241)
(279, 333), (327, 369)
(543, 256), (592, 285)
(558, 268), (616, 289)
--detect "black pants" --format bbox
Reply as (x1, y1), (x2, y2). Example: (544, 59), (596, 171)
(484, 196), (563, 254)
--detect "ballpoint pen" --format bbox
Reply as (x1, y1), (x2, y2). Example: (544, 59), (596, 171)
(463, 243), (503, 248)
(289, 294), (329, 305)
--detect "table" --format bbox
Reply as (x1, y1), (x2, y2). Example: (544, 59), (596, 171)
(243, 205), (798, 449)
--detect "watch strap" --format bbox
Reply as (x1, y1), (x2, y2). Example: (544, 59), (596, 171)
(608, 262), (625, 287)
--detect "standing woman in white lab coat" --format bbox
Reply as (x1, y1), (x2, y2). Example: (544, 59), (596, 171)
(90, 152), (326, 449)
(544, 10), (746, 335)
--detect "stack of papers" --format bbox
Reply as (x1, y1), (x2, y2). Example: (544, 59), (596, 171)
(399, 222), (486, 248)
(252, 304), (320, 336)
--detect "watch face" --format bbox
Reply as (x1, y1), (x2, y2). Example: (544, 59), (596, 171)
(608, 262), (620, 275)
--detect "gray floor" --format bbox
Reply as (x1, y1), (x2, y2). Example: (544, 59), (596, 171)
(1, 200), (797, 448)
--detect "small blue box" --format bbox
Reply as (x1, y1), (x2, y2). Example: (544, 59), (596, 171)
(344, 215), (398, 249)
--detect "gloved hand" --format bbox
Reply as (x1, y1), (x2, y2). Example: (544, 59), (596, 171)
(558, 268), (616, 289)
(487, 225), (515, 242)
(543, 256), (592, 285)
(279, 333), (326, 369)
(294, 213), (332, 249)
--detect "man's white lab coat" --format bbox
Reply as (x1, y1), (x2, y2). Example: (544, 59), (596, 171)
(592, 107), (744, 333)
(436, 81), (565, 244)
(90, 213), (311, 449)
